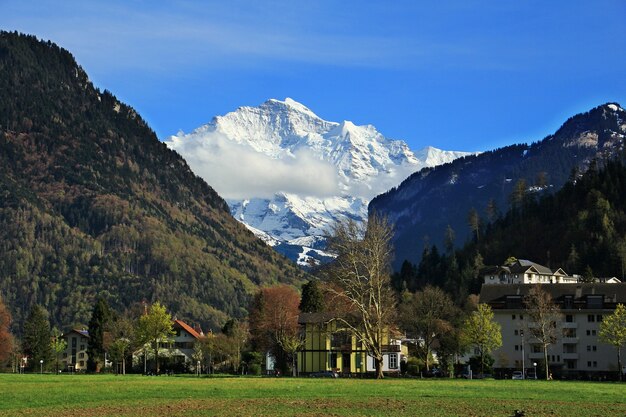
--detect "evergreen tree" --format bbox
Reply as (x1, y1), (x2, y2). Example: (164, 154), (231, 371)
(299, 280), (325, 313)
(22, 305), (53, 371)
(87, 298), (112, 372)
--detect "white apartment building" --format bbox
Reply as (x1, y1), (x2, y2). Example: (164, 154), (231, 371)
(479, 283), (626, 379)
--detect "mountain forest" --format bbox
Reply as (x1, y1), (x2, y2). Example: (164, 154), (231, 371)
(393, 156), (626, 302)
(0, 31), (306, 334)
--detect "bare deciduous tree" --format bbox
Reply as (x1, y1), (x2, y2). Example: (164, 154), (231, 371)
(524, 285), (561, 380)
(324, 214), (397, 379)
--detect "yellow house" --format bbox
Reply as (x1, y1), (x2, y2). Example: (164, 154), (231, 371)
(297, 313), (407, 376)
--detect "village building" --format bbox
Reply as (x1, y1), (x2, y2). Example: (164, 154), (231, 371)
(479, 282), (626, 379)
(61, 329), (90, 371)
(297, 313), (407, 376)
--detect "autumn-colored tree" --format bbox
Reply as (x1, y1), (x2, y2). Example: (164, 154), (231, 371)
(324, 214), (397, 379)
(249, 285), (301, 376)
(467, 208), (481, 243)
(524, 285), (561, 380)
(0, 297), (13, 365)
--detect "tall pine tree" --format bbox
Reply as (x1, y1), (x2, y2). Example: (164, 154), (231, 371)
(87, 298), (112, 372)
(299, 280), (325, 313)
(23, 305), (52, 371)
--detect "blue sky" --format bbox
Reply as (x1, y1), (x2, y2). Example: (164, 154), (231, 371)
(2, 0), (625, 152)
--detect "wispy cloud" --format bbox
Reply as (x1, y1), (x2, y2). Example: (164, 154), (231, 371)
(0, 0), (495, 74)
(165, 131), (340, 199)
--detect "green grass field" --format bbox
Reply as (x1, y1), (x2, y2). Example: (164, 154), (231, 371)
(0, 374), (624, 416)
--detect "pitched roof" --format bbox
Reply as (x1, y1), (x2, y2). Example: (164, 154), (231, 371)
(66, 329), (89, 337)
(298, 312), (339, 324)
(173, 319), (202, 339)
(510, 259), (554, 275)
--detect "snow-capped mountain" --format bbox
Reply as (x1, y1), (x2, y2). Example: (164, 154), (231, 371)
(166, 98), (473, 267)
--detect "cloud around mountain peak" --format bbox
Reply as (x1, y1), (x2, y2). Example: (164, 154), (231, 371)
(166, 130), (340, 199)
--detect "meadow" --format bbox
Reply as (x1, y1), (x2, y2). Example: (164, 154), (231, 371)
(0, 374), (624, 417)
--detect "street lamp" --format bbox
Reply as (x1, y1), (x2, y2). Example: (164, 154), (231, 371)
(519, 329), (526, 379)
(533, 362), (537, 380)
(39, 359), (43, 374)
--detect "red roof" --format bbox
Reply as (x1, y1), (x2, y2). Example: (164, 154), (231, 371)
(173, 319), (203, 339)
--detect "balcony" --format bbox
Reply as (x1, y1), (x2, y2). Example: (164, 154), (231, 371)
(562, 353), (579, 360)
(562, 322), (577, 329)
(561, 337), (579, 344)
(528, 352), (544, 360)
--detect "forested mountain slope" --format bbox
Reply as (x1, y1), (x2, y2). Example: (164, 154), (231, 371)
(0, 32), (306, 333)
(370, 102), (626, 268)
(394, 158), (626, 300)
(474, 158), (626, 278)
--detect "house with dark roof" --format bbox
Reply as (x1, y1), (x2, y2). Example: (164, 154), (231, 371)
(483, 259), (577, 285)
(297, 313), (407, 376)
(479, 283), (626, 378)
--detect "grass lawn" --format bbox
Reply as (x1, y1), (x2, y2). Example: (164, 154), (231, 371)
(0, 374), (624, 416)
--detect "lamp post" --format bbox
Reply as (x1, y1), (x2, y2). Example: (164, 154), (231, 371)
(39, 359), (43, 374)
(519, 329), (526, 379)
(533, 362), (537, 380)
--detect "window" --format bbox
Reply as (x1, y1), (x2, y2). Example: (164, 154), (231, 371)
(587, 361), (591, 367)
(514, 329), (519, 336)
(72, 338), (77, 347)
(512, 314), (516, 320)
(63, 353), (67, 358)
(587, 296), (603, 309)
(515, 345), (519, 351)
(564, 296), (574, 309)
(563, 328), (576, 338)
(565, 314), (573, 323)
(592, 330), (597, 336)
(593, 361), (597, 367)
(331, 331), (351, 349)
(592, 346), (597, 352)
(507, 296), (523, 309)
(586, 330), (591, 336)
(520, 314), (524, 320)
(389, 353), (398, 369)
(79, 361), (84, 367)
(80, 345), (85, 351)
(329, 353), (337, 369)
(355, 353), (362, 369)
(79, 352), (84, 358)
(597, 315), (603, 322)
(587, 345), (591, 351)
(587, 315), (595, 322)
